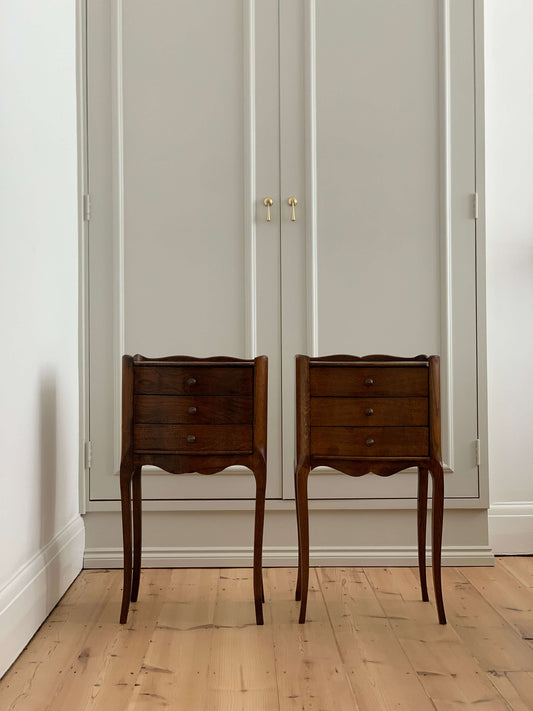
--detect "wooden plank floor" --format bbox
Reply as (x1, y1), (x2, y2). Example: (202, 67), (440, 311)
(2, 560), (533, 710)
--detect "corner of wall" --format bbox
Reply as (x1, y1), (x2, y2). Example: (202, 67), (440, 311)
(0, 516), (84, 678)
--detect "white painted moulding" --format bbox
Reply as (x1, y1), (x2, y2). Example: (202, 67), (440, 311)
(0, 515), (85, 679)
(84, 544), (494, 569)
(489, 502), (533, 555)
(84, 497), (488, 512)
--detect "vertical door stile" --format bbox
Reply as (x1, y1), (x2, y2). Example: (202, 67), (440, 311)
(254, 0), (283, 497)
(304, 0), (318, 358)
(111, 0), (125, 481)
(438, 0), (454, 473)
(243, 0), (257, 360)
(447, 0), (478, 495)
(279, 0), (307, 498)
(473, 0), (488, 501)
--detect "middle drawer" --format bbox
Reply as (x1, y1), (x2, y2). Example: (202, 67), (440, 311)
(310, 397), (428, 427)
(134, 395), (253, 425)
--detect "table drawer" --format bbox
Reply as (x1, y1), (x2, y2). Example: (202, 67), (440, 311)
(134, 395), (253, 424)
(134, 366), (253, 396)
(134, 424), (253, 453)
(310, 366), (428, 397)
(311, 426), (429, 457)
(310, 397), (428, 427)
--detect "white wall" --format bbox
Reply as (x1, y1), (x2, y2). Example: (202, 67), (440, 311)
(485, 0), (533, 552)
(0, 0), (84, 677)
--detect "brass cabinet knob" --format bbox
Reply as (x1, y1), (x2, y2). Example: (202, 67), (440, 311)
(187, 377), (197, 386)
(188, 406), (197, 414)
(365, 408), (374, 416)
(365, 438), (375, 447)
(364, 377), (374, 386)
(263, 197), (273, 222)
(187, 434), (197, 443)
(288, 196), (298, 221)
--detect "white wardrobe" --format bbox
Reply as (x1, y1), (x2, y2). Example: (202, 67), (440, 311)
(82, 0), (491, 567)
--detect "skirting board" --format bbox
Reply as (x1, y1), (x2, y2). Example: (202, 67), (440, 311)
(84, 544), (494, 569)
(0, 515), (85, 679)
(489, 502), (533, 554)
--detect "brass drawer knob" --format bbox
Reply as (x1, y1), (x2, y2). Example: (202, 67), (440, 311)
(188, 406), (197, 414)
(364, 377), (374, 386)
(187, 434), (197, 443)
(365, 407), (374, 416)
(187, 377), (197, 386)
(365, 438), (375, 447)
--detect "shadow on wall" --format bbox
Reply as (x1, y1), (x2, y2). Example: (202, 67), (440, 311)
(39, 369), (59, 609)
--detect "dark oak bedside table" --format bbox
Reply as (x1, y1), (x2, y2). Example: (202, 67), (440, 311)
(119, 354), (268, 625)
(295, 354), (445, 624)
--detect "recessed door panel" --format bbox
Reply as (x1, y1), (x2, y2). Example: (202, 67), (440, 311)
(123, 3), (248, 356)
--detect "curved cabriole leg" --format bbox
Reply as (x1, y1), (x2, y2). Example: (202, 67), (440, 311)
(131, 467), (142, 603)
(120, 467), (133, 624)
(430, 463), (446, 624)
(295, 465), (302, 601)
(253, 463), (266, 625)
(417, 467), (429, 602)
(296, 466), (310, 624)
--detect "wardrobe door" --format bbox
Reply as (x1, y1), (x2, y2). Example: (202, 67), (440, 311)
(281, 0), (480, 500)
(86, 0), (282, 501)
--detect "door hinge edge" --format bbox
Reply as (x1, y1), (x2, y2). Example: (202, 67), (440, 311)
(83, 193), (91, 222)
(475, 438), (481, 467)
(85, 440), (93, 469)
(473, 192), (479, 220)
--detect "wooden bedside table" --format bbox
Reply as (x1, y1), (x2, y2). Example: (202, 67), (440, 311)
(119, 354), (268, 625)
(295, 354), (445, 624)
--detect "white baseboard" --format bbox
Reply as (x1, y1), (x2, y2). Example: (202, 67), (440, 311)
(84, 544), (494, 569)
(0, 515), (85, 679)
(489, 502), (533, 554)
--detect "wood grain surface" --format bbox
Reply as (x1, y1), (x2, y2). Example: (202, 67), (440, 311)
(310, 425), (429, 457)
(3, 561), (533, 710)
(310, 366), (428, 397)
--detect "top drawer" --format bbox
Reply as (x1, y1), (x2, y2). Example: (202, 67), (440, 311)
(310, 366), (428, 398)
(134, 366), (253, 396)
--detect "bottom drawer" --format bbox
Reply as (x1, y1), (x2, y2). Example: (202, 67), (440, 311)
(134, 424), (253, 453)
(311, 427), (428, 457)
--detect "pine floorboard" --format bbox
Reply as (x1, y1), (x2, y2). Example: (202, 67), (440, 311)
(3, 560), (533, 710)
